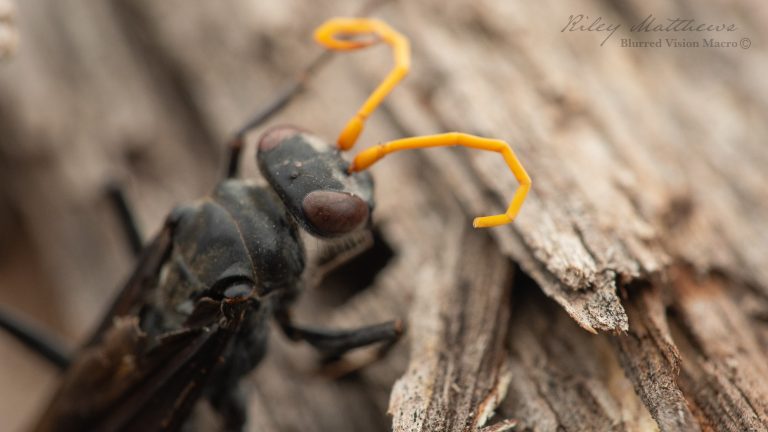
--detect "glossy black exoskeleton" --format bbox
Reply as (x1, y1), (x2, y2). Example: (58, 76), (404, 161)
(30, 126), (402, 432)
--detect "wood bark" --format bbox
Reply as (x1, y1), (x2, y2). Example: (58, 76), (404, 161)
(1, 0), (767, 431)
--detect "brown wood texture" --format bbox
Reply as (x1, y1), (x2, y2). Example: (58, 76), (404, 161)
(1, 0), (767, 431)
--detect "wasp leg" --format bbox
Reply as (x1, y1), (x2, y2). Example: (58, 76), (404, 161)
(225, 51), (332, 178)
(279, 314), (404, 378)
(0, 307), (70, 370)
(276, 310), (403, 360)
(350, 132), (533, 227)
(106, 182), (144, 257)
(314, 18), (411, 151)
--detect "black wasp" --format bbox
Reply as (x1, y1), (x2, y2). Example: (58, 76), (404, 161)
(2, 17), (530, 432)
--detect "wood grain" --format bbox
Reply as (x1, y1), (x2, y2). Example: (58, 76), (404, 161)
(0, 0), (766, 430)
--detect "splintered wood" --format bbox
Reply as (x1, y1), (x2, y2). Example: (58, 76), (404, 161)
(0, 0), (766, 430)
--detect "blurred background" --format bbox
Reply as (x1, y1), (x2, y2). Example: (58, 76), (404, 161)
(1, 0), (767, 431)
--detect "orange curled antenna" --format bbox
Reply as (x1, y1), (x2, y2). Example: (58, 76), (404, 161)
(314, 17), (410, 151)
(350, 133), (532, 228)
(314, 18), (531, 227)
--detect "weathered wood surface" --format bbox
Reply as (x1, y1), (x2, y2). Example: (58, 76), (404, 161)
(1, 0), (767, 431)
(0, 0), (15, 60)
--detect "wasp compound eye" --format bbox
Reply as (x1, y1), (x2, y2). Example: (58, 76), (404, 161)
(258, 126), (303, 153)
(302, 190), (369, 236)
(256, 128), (374, 237)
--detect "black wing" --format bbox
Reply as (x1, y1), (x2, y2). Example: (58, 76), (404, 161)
(86, 224), (173, 346)
(34, 296), (247, 432)
(34, 220), (249, 432)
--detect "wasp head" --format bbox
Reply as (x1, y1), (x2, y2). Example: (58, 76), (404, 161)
(256, 126), (374, 237)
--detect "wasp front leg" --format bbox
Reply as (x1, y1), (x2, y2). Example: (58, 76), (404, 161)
(276, 309), (403, 361)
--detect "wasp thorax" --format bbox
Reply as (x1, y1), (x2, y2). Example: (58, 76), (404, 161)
(256, 126), (374, 238)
